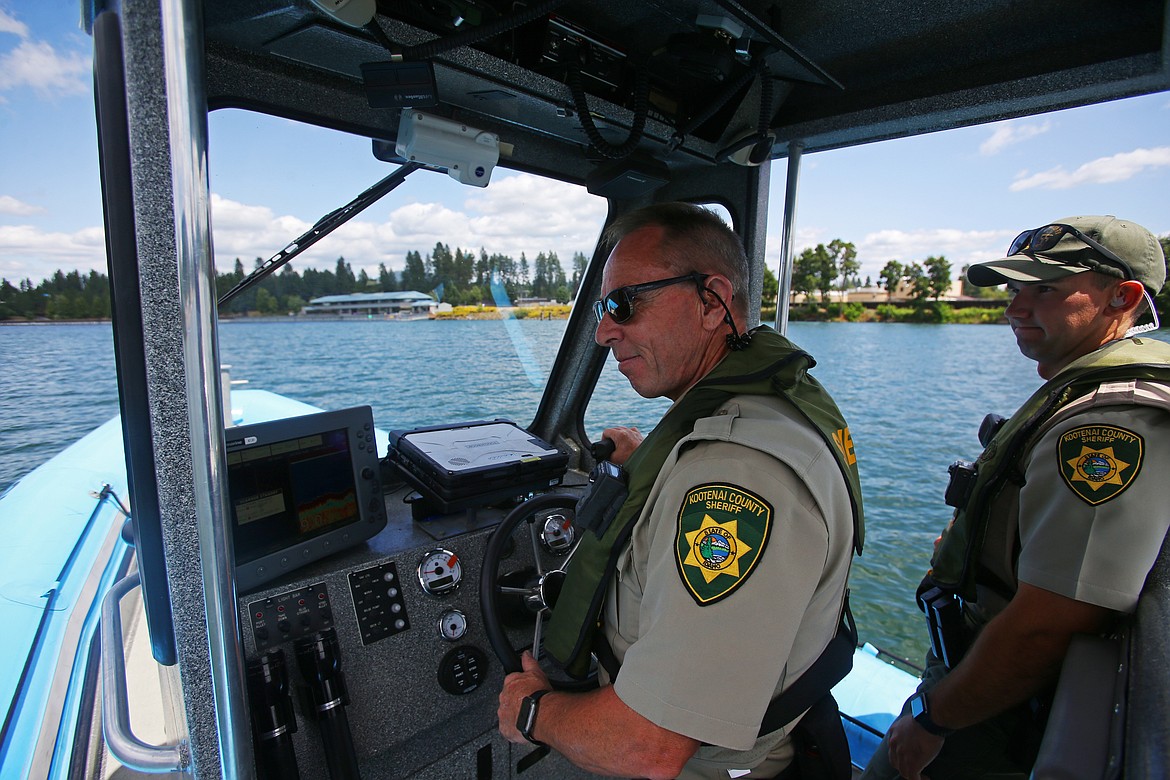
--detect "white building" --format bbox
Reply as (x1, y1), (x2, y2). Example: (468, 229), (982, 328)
(303, 291), (436, 318)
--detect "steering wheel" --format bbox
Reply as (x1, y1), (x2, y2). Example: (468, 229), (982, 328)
(480, 492), (597, 689)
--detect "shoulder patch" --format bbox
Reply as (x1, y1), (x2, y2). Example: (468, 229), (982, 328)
(1057, 424), (1144, 506)
(675, 483), (773, 605)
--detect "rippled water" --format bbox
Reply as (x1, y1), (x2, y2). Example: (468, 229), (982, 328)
(6, 318), (1147, 661)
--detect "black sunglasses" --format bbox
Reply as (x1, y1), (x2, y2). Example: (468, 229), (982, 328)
(1008, 223), (1136, 281)
(593, 272), (709, 325)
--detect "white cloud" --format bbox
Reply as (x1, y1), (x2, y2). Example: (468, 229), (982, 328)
(853, 227), (1011, 278)
(0, 224), (106, 280)
(462, 175), (607, 252)
(1009, 146), (1170, 190)
(209, 177), (607, 276)
(979, 120), (1051, 155)
(0, 39), (91, 98)
(0, 10), (29, 38)
(2, 179), (607, 283)
(0, 195), (44, 216)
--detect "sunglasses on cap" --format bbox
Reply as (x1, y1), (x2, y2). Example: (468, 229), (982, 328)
(593, 272), (709, 324)
(1008, 223), (1136, 281)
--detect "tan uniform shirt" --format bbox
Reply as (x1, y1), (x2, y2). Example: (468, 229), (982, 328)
(972, 378), (1170, 626)
(602, 393), (855, 779)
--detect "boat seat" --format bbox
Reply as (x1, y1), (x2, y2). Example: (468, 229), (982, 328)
(1121, 524), (1170, 778)
(1030, 633), (1125, 779)
(1031, 526), (1170, 779)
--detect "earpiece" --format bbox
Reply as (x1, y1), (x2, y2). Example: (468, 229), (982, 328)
(1111, 295), (1127, 308)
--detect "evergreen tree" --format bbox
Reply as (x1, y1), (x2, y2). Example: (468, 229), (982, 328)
(532, 252), (549, 298)
(402, 250), (426, 292)
(548, 251), (567, 297)
(335, 257), (356, 293)
(476, 249), (490, 288)
(378, 262), (398, 291)
(571, 251), (588, 298)
(519, 253), (530, 295)
(455, 247), (475, 289)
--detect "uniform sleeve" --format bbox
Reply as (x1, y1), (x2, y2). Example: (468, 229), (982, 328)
(1017, 405), (1170, 612)
(612, 439), (833, 751)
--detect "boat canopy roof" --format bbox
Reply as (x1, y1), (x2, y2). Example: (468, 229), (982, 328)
(178, 0), (1170, 186)
(308, 291), (436, 304)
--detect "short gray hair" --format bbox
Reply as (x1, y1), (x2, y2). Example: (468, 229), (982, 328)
(602, 202), (748, 313)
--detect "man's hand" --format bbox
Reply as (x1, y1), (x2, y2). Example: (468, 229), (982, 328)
(496, 651), (698, 778)
(885, 713), (944, 780)
(601, 426), (643, 466)
(498, 651), (553, 744)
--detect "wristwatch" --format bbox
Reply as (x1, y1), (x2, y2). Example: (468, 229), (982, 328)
(516, 689), (552, 746)
(908, 691), (954, 737)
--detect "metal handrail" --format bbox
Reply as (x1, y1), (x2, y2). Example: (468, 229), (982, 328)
(161, 0), (253, 773)
(100, 571), (188, 772)
(775, 140), (803, 334)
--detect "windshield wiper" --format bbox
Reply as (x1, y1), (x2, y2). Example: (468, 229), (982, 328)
(217, 161), (421, 308)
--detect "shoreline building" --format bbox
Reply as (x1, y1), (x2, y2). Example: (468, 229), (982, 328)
(302, 291), (437, 318)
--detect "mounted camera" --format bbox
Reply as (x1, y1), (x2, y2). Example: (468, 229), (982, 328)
(394, 109), (500, 187)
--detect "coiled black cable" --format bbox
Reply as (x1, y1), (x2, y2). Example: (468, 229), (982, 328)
(568, 62), (650, 159)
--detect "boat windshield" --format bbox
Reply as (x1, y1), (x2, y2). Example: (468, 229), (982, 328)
(208, 110), (637, 434)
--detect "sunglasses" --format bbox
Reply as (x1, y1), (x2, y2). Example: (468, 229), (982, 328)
(1008, 223), (1136, 281)
(593, 272), (709, 324)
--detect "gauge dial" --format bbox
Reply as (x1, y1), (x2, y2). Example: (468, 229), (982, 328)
(539, 512), (575, 555)
(417, 548), (462, 596)
(437, 609), (468, 641)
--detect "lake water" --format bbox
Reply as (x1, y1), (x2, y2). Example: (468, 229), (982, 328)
(6, 318), (1152, 662)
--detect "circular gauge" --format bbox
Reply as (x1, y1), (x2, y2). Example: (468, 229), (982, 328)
(437, 609), (468, 641)
(417, 548), (462, 596)
(539, 512), (575, 555)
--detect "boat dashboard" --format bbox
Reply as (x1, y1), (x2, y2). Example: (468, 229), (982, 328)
(227, 393), (601, 778)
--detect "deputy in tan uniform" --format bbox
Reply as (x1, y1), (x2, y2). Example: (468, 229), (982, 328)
(497, 203), (863, 779)
(865, 216), (1170, 780)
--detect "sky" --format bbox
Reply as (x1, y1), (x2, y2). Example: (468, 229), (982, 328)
(2, 2), (1169, 288)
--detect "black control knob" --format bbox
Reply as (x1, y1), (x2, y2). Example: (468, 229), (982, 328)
(590, 437), (616, 462)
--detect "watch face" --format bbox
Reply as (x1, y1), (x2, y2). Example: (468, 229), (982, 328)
(519, 696), (540, 739)
(909, 693), (927, 719)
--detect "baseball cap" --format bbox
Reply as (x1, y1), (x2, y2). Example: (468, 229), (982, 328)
(967, 216), (1167, 294)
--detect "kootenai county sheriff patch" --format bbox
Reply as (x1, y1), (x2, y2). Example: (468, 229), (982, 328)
(1058, 424), (1143, 506)
(675, 483), (772, 605)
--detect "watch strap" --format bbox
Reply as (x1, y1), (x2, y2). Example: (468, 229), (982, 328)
(517, 689), (552, 746)
(909, 691), (954, 737)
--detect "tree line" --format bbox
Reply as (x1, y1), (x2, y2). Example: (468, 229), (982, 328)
(0, 269), (111, 320)
(1, 243), (590, 320)
(5, 237), (1167, 322)
(786, 237), (1170, 324)
(218, 242), (587, 315)
(789, 240), (963, 304)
